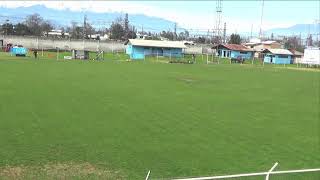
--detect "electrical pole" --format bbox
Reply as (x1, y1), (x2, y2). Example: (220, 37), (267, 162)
(83, 14), (87, 40)
(223, 22), (226, 43)
(259, 0), (265, 39)
(215, 0), (223, 44)
(250, 24), (253, 39)
(174, 22), (177, 40)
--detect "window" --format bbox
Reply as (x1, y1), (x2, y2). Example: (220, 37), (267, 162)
(240, 51), (247, 54)
(278, 55), (288, 58)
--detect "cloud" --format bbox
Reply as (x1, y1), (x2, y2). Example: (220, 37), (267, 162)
(0, 1), (316, 33)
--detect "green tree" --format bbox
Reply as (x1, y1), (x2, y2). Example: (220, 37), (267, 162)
(228, 34), (241, 44)
(1, 22), (14, 35)
(110, 22), (124, 40)
(41, 20), (53, 37)
(14, 23), (30, 36)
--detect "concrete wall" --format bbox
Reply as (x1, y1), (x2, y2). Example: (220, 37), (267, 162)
(1, 35), (126, 52)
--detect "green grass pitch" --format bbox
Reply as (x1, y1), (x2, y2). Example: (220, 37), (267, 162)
(0, 52), (319, 179)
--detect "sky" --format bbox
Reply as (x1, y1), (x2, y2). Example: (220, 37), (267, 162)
(0, 0), (319, 33)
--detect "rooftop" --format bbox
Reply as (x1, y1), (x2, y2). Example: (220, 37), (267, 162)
(262, 48), (293, 55)
(125, 39), (186, 49)
(213, 44), (253, 51)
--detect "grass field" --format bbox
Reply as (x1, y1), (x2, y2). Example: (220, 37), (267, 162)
(0, 52), (319, 179)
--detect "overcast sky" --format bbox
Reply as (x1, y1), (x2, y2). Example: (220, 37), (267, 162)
(0, 1), (319, 33)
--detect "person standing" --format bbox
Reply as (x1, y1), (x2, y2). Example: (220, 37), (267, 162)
(33, 49), (38, 59)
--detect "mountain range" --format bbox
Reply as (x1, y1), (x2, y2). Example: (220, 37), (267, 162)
(0, 5), (318, 37)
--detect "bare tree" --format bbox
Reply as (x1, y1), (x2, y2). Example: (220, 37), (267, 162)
(25, 13), (43, 36)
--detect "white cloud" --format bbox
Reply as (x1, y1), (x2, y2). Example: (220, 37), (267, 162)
(0, 1), (313, 33)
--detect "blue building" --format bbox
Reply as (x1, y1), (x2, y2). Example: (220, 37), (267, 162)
(262, 49), (293, 64)
(213, 44), (254, 59)
(125, 39), (186, 60)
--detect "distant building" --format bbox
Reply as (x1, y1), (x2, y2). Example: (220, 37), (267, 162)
(136, 33), (149, 40)
(125, 39), (186, 60)
(213, 44), (254, 59)
(301, 47), (320, 65)
(243, 40), (282, 59)
(262, 49), (293, 64)
(288, 49), (304, 64)
(47, 30), (69, 38)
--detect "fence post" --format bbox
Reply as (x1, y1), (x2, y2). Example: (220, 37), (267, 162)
(206, 54), (209, 64)
(37, 37), (39, 50)
(157, 51), (158, 62)
(56, 47), (59, 61)
(266, 162), (278, 180)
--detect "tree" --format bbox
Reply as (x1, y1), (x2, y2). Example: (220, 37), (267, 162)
(160, 30), (175, 40)
(25, 13), (44, 36)
(110, 22), (124, 40)
(14, 23), (30, 36)
(228, 33), (241, 44)
(271, 33), (274, 40)
(306, 34), (313, 47)
(69, 21), (83, 39)
(283, 36), (304, 52)
(1, 22), (14, 35)
(85, 23), (95, 39)
(124, 13), (129, 37)
(41, 20), (53, 37)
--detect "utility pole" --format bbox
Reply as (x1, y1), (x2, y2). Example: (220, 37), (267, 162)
(259, 0), (265, 39)
(83, 14), (87, 40)
(141, 25), (144, 35)
(174, 22), (177, 40)
(223, 22), (226, 43)
(250, 24), (253, 39)
(215, 0), (223, 43)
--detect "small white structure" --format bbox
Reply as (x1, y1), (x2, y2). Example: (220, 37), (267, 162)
(47, 30), (69, 37)
(301, 47), (320, 65)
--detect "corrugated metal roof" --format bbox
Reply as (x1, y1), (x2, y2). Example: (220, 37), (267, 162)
(214, 44), (252, 51)
(288, 49), (304, 56)
(125, 39), (186, 49)
(263, 49), (293, 55)
(262, 40), (278, 45)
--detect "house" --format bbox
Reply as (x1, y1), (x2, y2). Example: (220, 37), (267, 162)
(125, 39), (186, 60)
(301, 47), (320, 65)
(262, 49), (293, 64)
(288, 49), (304, 64)
(213, 44), (254, 59)
(243, 40), (282, 59)
(47, 30), (70, 38)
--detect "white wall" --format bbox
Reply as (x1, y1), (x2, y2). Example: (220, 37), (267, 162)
(1, 35), (126, 52)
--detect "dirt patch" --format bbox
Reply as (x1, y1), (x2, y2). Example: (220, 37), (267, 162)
(274, 67), (320, 72)
(0, 162), (125, 180)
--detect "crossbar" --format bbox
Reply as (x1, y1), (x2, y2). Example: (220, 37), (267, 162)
(173, 168), (320, 180)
